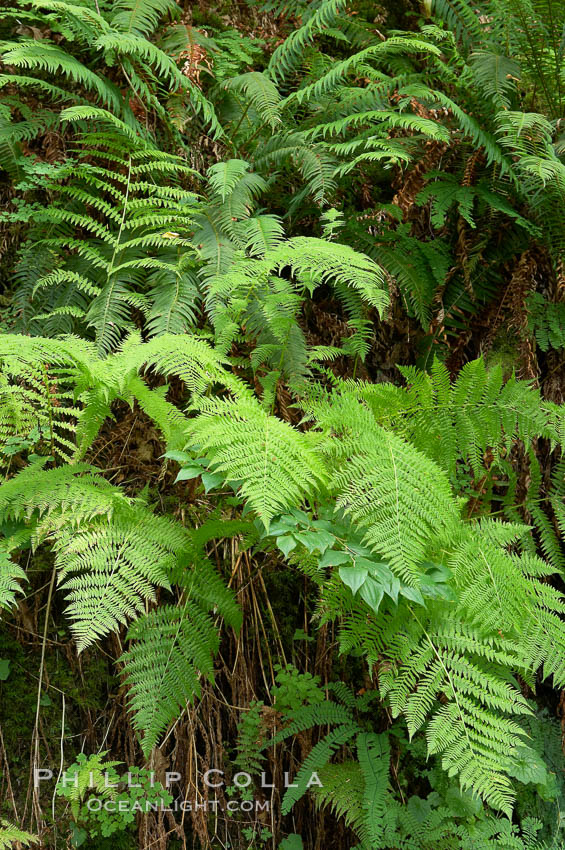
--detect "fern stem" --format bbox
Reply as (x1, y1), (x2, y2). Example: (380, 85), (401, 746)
(41, 363), (55, 462)
(97, 155), (133, 349)
(410, 607), (475, 758)
(230, 102), (252, 145)
(31, 563), (57, 826)
(352, 354), (359, 380)
(108, 155), (132, 281)
(240, 116), (273, 154)
(511, 3), (555, 115)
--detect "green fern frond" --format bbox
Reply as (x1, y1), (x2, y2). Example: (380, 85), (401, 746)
(268, 237), (388, 314)
(0, 550), (27, 612)
(55, 504), (182, 651)
(0, 821), (38, 850)
(267, 0), (344, 82)
(110, 0), (179, 37)
(224, 72), (282, 130)
(281, 723), (358, 813)
(187, 396), (327, 526)
(357, 731), (391, 845)
(468, 50), (521, 109)
(121, 602), (218, 754)
(328, 416), (460, 582)
(312, 762), (365, 831)
(0, 41), (121, 113)
(380, 611), (532, 816)
(244, 215), (285, 256)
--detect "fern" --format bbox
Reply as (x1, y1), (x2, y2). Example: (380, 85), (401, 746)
(0, 822), (38, 850)
(0, 41), (121, 112)
(55, 505), (181, 651)
(0, 333), (241, 660)
(187, 396), (327, 526)
(3, 139), (201, 350)
(317, 358), (556, 478)
(121, 513), (244, 754)
(224, 72), (282, 130)
(281, 723), (359, 813)
(234, 701), (267, 774)
(527, 292), (565, 352)
(110, 0), (179, 37)
(0, 550), (27, 612)
(1, 0), (565, 840)
(121, 602), (219, 754)
(356, 732), (391, 846)
(267, 0), (345, 82)
(0, 0), (219, 157)
(204, 357), (565, 813)
(200, 225), (387, 376)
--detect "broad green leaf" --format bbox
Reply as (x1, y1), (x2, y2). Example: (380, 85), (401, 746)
(339, 565), (368, 595)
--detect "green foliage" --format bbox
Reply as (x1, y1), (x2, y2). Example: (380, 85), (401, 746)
(357, 357), (554, 477)
(3, 140), (200, 350)
(1, 0), (565, 846)
(202, 231), (387, 377)
(527, 292), (565, 352)
(0, 333), (244, 752)
(121, 523), (242, 754)
(0, 822), (38, 849)
(0, 0), (219, 152)
(271, 687), (560, 849)
(234, 700), (266, 775)
(186, 395), (327, 526)
(182, 359), (565, 814)
(271, 663), (325, 712)
(0, 550), (27, 612)
(56, 754), (172, 840)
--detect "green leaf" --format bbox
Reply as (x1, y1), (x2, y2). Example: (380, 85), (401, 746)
(164, 450), (193, 463)
(279, 836), (303, 850)
(419, 577), (457, 602)
(339, 565), (368, 595)
(506, 745), (549, 785)
(174, 466), (205, 482)
(201, 471), (224, 492)
(318, 549), (352, 568)
(294, 529), (335, 553)
(358, 576), (385, 612)
(399, 585), (425, 606)
(70, 823), (88, 847)
(268, 519), (298, 536)
(277, 535), (298, 558)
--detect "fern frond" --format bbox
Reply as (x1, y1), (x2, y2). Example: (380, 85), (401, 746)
(381, 611), (532, 816)
(0, 41), (121, 113)
(121, 602), (218, 754)
(468, 50), (521, 109)
(55, 504), (180, 651)
(267, 0), (344, 82)
(187, 396), (327, 526)
(268, 237), (388, 314)
(225, 72), (282, 130)
(0, 821), (38, 850)
(110, 0), (179, 37)
(356, 731), (390, 845)
(281, 723), (358, 813)
(312, 762), (365, 831)
(328, 415), (460, 582)
(0, 551), (27, 612)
